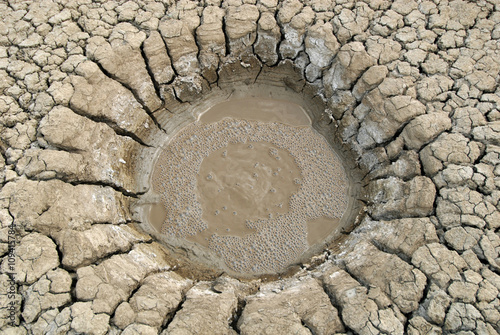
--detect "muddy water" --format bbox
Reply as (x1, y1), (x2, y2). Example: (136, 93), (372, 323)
(148, 202), (167, 233)
(306, 217), (341, 246)
(198, 97), (311, 126)
(149, 98), (349, 274)
(192, 141), (302, 247)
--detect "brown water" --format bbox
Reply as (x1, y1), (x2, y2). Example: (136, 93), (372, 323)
(192, 141), (302, 247)
(198, 97), (311, 126)
(149, 202), (167, 233)
(149, 99), (349, 274)
(306, 217), (341, 246)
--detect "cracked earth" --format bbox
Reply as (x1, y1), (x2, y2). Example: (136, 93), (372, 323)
(0, 0), (499, 334)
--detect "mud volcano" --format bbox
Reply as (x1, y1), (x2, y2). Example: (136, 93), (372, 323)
(3, 0), (500, 334)
(147, 97), (351, 275)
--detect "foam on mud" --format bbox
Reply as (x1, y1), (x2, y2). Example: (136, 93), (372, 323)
(151, 117), (349, 275)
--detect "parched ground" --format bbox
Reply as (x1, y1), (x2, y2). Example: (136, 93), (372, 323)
(0, 0), (499, 334)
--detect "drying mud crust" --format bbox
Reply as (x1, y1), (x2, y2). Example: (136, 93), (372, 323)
(149, 104), (349, 275)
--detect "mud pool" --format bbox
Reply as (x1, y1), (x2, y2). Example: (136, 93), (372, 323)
(148, 98), (350, 275)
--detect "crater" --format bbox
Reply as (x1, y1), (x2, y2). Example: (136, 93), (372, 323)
(134, 87), (362, 278)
